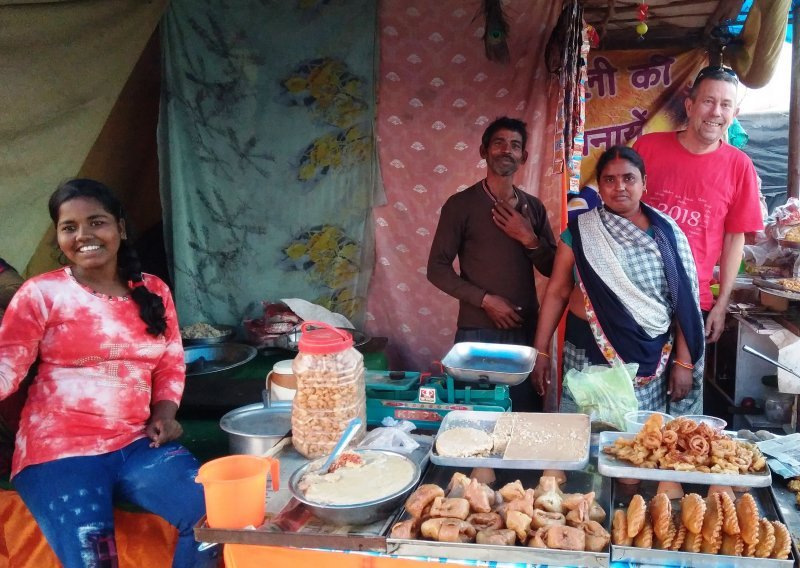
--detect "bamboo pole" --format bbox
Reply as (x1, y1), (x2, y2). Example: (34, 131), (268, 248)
(788, 2), (800, 199)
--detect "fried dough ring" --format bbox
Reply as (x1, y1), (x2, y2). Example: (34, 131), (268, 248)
(770, 521), (791, 560)
(720, 532), (744, 556)
(718, 492), (740, 536)
(612, 509), (632, 546)
(626, 494), (646, 539)
(735, 493), (760, 545)
(633, 517), (653, 548)
(687, 435), (709, 456)
(649, 493), (672, 542)
(754, 518), (775, 558)
(701, 493), (722, 544)
(662, 429), (678, 448)
(682, 530), (703, 553)
(680, 493), (705, 534)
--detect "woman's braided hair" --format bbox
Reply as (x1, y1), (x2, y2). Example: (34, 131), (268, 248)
(48, 179), (167, 336)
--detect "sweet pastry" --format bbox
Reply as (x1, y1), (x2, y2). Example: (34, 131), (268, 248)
(680, 493), (705, 534)
(700, 533), (722, 554)
(649, 492), (672, 542)
(754, 518), (775, 558)
(720, 532), (744, 556)
(701, 493), (722, 544)
(735, 493), (760, 545)
(717, 491), (740, 536)
(612, 509), (632, 546)
(770, 520), (791, 559)
(633, 517), (653, 548)
(682, 530), (703, 553)
(707, 485), (736, 502)
(669, 521), (687, 551)
(653, 523), (675, 550)
(626, 494), (646, 538)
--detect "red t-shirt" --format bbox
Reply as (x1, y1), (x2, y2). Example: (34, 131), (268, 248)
(0, 268), (185, 477)
(634, 131), (763, 310)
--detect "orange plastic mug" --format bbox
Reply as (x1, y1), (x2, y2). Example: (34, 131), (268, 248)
(196, 455), (280, 528)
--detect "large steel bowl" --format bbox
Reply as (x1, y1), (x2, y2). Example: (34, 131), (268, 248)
(288, 449), (421, 525)
(184, 343), (257, 377)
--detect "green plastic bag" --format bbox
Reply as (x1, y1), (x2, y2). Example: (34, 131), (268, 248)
(563, 363), (639, 431)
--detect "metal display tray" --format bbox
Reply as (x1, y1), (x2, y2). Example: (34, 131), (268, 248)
(610, 480), (795, 567)
(598, 431), (772, 487)
(441, 342), (536, 386)
(429, 411), (590, 470)
(386, 464), (611, 567)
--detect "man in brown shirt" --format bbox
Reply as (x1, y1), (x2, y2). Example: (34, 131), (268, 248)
(427, 117), (556, 411)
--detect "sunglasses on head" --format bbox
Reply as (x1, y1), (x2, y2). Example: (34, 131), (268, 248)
(694, 65), (738, 83)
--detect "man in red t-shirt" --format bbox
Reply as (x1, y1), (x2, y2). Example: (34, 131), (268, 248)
(634, 67), (763, 342)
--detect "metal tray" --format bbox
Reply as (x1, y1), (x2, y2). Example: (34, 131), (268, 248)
(386, 463), (610, 567)
(598, 431), (772, 487)
(430, 411), (590, 470)
(441, 342), (536, 386)
(610, 480), (794, 567)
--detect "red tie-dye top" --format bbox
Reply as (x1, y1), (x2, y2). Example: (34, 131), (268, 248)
(0, 268), (185, 478)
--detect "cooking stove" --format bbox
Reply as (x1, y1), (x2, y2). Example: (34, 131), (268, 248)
(365, 370), (511, 430)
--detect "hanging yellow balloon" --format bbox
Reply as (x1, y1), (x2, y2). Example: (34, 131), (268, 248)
(636, 22), (649, 36)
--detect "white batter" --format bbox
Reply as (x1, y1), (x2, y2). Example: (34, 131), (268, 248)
(301, 451), (415, 505)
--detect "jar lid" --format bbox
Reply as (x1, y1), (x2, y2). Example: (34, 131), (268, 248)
(297, 321), (353, 354)
(272, 359), (295, 374)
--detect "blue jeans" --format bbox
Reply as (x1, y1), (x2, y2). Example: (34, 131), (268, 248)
(13, 438), (217, 568)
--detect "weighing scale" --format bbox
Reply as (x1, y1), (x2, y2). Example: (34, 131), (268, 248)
(364, 370), (512, 430)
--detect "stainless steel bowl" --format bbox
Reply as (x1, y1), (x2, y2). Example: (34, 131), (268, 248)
(219, 401), (292, 455)
(181, 324), (235, 345)
(184, 343), (257, 377)
(288, 449), (421, 525)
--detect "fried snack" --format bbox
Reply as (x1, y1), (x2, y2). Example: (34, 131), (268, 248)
(466, 512), (503, 531)
(656, 480), (684, 500)
(654, 523), (675, 550)
(720, 532), (744, 556)
(770, 520), (791, 560)
(498, 480), (525, 502)
(682, 530), (703, 553)
(700, 533), (722, 554)
(406, 484), (445, 518)
(390, 518), (421, 539)
(669, 522), (687, 551)
(580, 520), (611, 552)
(736, 493), (760, 545)
(612, 509), (633, 546)
(754, 518), (775, 558)
(649, 493), (672, 542)
(505, 510), (533, 542)
(531, 509), (566, 530)
(743, 540), (758, 557)
(633, 517), (653, 548)
(527, 527), (548, 548)
(787, 478), (800, 493)
(420, 518), (477, 543)
(589, 501), (606, 524)
(429, 497), (470, 520)
(681, 493), (706, 534)
(717, 492), (740, 536)
(545, 524), (586, 551)
(701, 493), (723, 544)
(476, 528), (516, 546)
(626, 494), (646, 538)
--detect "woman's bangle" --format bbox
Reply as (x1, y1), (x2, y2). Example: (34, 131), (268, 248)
(673, 359), (694, 370)
(536, 351), (550, 360)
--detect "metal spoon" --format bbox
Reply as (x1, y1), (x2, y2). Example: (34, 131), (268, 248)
(318, 417), (363, 474)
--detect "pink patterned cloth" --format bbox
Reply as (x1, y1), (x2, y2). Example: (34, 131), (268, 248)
(368, 1), (564, 371)
(0, 268), (184, 477)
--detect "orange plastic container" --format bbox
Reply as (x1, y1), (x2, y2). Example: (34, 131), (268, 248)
(195, 455), (280, 529)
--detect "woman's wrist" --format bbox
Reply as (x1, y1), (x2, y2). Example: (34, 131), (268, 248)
(672, 359), (693, 370)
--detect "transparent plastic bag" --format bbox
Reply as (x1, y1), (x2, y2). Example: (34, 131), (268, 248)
(563, 363), (639, 431)
(358, 417), (420, 454)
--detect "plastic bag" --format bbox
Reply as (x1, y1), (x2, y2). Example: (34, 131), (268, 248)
(563, 363), (639, 431)
(358, 417), (420, 454)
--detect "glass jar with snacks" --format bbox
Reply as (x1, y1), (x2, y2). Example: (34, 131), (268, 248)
(291, 322), (366, 458)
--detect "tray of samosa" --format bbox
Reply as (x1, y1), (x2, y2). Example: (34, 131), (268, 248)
(609, 479), (794, 567)
(386, 466), (611, 567)
(598, 414), (770, 487)
(430, 411), (590, 471)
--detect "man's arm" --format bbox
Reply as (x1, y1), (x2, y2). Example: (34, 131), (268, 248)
(426, 200), (486, 308)
(706, 232), (744, 342)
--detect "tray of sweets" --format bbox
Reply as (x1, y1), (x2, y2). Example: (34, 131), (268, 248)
(610, 479), (794, 567)
(386, 464), (611, 567)
(598, 432), (772, 487)
(429, 411), (590, 470)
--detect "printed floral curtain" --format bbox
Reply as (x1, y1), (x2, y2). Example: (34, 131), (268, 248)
(160, 0), (380, 326)
(366, 0), (564, 371)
